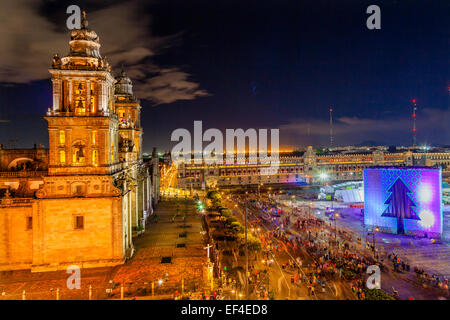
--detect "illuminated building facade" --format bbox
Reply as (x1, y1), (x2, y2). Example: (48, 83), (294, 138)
(0, 13), (158, 271)
(176, 146), (450, 189)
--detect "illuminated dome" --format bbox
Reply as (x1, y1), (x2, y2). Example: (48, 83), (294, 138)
(67, 11), (102, 59)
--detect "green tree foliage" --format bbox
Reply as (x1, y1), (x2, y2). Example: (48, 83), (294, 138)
(230, 221), (244, 233)
(237, 233), (262, 252)
(363, 289), (395, 300)
(221, 208), (233, 218)
(207, 190), (222, 202)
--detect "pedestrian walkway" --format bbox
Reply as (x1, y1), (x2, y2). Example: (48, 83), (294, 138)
(112, 200), (208, 296)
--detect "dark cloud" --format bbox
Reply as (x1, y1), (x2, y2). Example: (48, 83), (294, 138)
(0, 0), (209, 105)
(280, 108), (450, 147)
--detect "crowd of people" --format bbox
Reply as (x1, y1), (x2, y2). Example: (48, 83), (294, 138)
(218, 192), (449, 300)
(244, 198), (374, 299)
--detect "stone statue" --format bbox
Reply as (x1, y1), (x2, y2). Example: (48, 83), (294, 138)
(82, 11), (88, 28)
(52, 53), (61, 68)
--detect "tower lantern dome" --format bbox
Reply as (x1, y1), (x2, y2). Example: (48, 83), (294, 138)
(52, 10), (111, 72)
(115, 69), (134, 96)
(67, 11), (102, 59)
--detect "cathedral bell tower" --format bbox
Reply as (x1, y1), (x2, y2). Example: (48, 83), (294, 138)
(114, 69), (143, 163)
(45, 12), (119, 175)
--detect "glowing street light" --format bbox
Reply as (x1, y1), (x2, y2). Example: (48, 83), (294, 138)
(319, 172), (329, 181)
(334, 212), (340, 245)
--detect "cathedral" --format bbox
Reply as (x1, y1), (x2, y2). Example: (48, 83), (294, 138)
(0, 13), (159, 272)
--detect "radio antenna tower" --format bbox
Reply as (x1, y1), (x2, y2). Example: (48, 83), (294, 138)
(329, 107), (334, 149)
(412, 99), (417, 147)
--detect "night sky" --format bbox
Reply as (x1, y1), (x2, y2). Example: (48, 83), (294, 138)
(0, 0), (448, 152)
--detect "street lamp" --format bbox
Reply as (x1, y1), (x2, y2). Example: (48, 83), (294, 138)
(258, 183), (263, 201)
(334, 213), (340, 246)
(244, 201), (249, 299)
(319, 172), (328, 184)
(373, 226), (380, 259)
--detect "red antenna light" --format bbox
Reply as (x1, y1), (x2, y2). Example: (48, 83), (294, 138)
(411, 99), (418, 146)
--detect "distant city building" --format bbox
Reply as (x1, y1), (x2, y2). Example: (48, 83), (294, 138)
(0, 13), (159, 272)
(176, 146), (450, 189)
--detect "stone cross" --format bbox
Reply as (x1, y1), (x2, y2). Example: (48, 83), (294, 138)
(204, 244), (213, 260)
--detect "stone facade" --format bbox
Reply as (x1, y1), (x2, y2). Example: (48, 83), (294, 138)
(0, 13), (158, 272)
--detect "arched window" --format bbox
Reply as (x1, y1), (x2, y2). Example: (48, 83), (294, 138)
(72, 141), (86, 165)
(92, 130), (97, 145)
(73, 81), (86, 115)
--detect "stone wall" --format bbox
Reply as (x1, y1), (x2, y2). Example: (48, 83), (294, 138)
(0, 203), (33, 270)
(30, 197), (124, 271)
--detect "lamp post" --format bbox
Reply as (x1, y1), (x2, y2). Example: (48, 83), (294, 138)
(308, 202), (313, 220)
(372, 227), (380, 259)
(244, 201), (249, 299)
(258, 183), (263, 202)
(334, 213), (340, 247)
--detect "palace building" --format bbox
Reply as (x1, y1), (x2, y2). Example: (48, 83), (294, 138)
(176, 146), (450, 189)
(0, 13), (159, 272)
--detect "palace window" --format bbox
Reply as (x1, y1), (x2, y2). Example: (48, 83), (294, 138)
(74, 216), (84, 230)
(26, 217), (33, 230)
(59, 150), (66, 165)
(59, 130), (65, 145)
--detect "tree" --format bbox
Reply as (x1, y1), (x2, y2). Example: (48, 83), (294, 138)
(220, 208), (233, 218)
(237, 233), (261, 252)
(363, 289), (395, 300)
(381, 178), (420, 235)
(207, 190), (221, 201)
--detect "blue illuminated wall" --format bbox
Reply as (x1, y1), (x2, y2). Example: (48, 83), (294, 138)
(364, 167), (443, 237)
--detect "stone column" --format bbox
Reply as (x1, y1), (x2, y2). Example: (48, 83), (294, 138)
(68, 79), (73, 112)
(98, 81), (105, 113)
(143, 174), (148, 213)
(86, 79), (91, 113)
(52, 79), (61, 112)
(67, 128), (73, 166)
(149, 173), (153, 207)
(131, 186), (138, 229)
(137, 178), (144, 225)
(128, 190), (133, 249)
